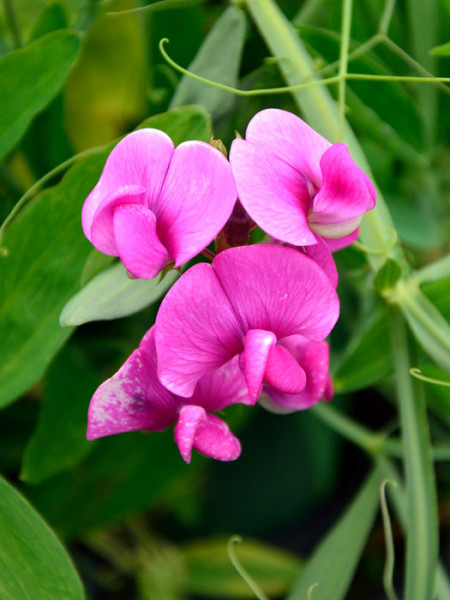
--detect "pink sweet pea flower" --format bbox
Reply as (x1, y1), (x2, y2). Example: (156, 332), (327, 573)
(87, 328), (248, 463)
(82, 129), (237, 279)
(259, 336), (333, 413)
(155, 245), (339, 405)
(229, 109), (376, 251)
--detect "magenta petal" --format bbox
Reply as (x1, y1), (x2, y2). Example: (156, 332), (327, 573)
(174, 405), (206, 463)
(243, 109), (331, 187)
(193, 413), (241, 462)
(309, 144), (376, 238)
(213, 245), (340, 342)
(89, 186), (146, 255)
(303, 236), (338, 288)
(87, 329), (178, 440)
(230, 138), (316, 246)
(322, 227), (360, 252)
(113, 204), (170, 279)
(264, 344), (306, 394)
(192, 355), (252, 411)
(241, 330), (277, 404)
(155, 142), (237, 266)
(155, 263), (243, 398)
(82, 129), (174, 238)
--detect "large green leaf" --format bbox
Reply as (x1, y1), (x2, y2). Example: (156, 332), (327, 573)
(0, 30), (81, 161)
(0, 106), (211, 409)
(288, 467), (380, 600)
(170, 5), (247, 120)
(181, 538), (302, 598)
(0, 476), (85, 599)
(60, 262), (178, 326)
(20, 343), (101, 484)
(0, 153), (105, 409)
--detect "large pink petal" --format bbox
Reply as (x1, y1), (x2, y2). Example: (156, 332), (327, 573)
(87, 329), (179, 440)
(309, 144), (376, 238)
(322, 228), (360, 252)
(192, 413), (241, 462)
(213, 245), (340, 342)
(241, 329), (277, 404)
(264, 343), (306, 394)
(192, 355), (252, 411)
(243, 108), (330, 187)
(82, 129), (174, 238)
(113, 204), (170, 279)
(230, 138), (316, 246)
(155, 263), (244, 398)
(260, 337), (331, 412)
(155, 142), (237, 266)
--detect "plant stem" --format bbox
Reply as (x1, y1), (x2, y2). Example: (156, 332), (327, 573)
(337, 0), (353, 141)
(389, 308), (438, 600)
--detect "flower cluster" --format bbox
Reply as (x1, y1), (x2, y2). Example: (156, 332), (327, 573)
(83, 109), (376, 463)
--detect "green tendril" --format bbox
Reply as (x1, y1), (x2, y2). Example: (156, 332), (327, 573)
(307, 582), (319, 599)
(409, 368), (450, 387)
(227, 536), (269, 600)
(380, 479), (399, 600)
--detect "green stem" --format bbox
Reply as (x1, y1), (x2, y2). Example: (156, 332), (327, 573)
(337, 0), (353, 141)
(378, 0), (396, 36)
(380, 479), (399, 600)
(389, 308), (438, 600)
(228, 537), (269, 600)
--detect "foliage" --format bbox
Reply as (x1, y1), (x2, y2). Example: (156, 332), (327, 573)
(0, 0), (448, 598)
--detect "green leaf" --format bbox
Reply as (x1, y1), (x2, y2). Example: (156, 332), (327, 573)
(0, 30), (81, 161)
(287, 467), (380, 600)
(430, 41), (450, 56)
(21, 343), (101, 484)
(413, 255), (450, 285)
(170, 5), (247, 120)
(333, 307), (392, 393)
(181, 538), (302, 598)
(0, 105), (210, 410)
(64, 0), (147, 151)
(0, 476), (85, 599)
(0, 153), (106, 410)
(60, 262), (179, 326)
(29, 0), (69, 42)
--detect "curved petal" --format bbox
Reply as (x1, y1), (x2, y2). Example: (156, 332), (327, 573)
(322, 227), (360, 253)
(155, 263), (243, 398)
(264, 343), (306, 394)
(243, 108), (330, 187)
(230, 138), (316, 246)
(261, 337), (331, 412)
(192, 355), (252, 411)
(174, 404), (206, 463)
(89, 186), (145, 255)
(113, 204), (170, 279)
(213, 245), (340, 342)
(309, 144), (376, 238)
(87, 329), (179, 440)
(155, 142), (237, 266)
(192, 413), (241, 462)
(82, 129), (174, 238)
(302, 236), (338, 288)
(241, 329), (277, 404)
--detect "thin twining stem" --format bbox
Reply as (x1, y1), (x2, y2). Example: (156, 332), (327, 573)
(159, 39), (450, 97)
